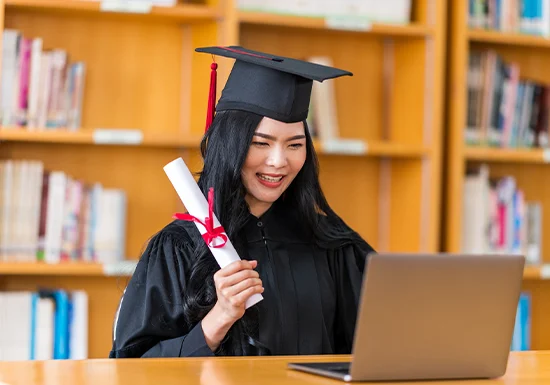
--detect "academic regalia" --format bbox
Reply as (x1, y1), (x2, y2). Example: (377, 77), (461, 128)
(109, 46), (374, 358)
(109, 199), (375, 358)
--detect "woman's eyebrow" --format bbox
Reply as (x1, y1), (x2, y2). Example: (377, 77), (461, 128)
(253, 132), (306, 141)
(253, 132), (276, 140)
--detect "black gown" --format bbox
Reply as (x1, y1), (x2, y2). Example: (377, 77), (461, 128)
(109, 200), (375, 358)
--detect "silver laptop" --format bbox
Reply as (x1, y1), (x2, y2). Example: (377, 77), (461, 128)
(288, 252), (525, 382)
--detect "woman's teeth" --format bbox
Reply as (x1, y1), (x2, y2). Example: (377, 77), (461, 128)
(258, 174), (283, 182)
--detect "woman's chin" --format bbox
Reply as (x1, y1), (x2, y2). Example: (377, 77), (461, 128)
(250, 188), (285, 205)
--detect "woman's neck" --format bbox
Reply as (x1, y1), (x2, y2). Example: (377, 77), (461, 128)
(245, 195), (272, 218)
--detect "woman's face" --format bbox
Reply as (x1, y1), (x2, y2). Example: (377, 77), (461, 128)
(242, 117), (307, 217)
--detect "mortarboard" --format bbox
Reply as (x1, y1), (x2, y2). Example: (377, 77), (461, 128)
(195, 46), (353, 132)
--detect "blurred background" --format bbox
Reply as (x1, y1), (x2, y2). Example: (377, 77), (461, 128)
(0, 0), (545, 361)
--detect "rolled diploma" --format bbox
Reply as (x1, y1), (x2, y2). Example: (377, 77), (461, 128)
(163, 157), (263, 309)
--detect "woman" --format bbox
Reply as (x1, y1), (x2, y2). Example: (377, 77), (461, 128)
(109, 46), (375, 358)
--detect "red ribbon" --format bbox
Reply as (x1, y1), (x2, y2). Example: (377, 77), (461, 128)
(172, 188), (228, 248)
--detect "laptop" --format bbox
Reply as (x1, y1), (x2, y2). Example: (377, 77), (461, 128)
(288, 252), (526, 382)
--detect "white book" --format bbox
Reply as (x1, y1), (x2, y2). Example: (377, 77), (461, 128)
(3, 292), (33, 361)
(29, 162), (45, 261)
(44, 171), (67, 263)
(35, 296), (54, 360)
(307, 56), (340, 141)
(37, 51), (52, 129)
(370, 0), (412, 23)
(1, 30), (20, 127)
(462, 165), (490, 254)
(27, 38), (43, 129)
(1, 161), (14, 259)
(94, 189), (127, 263)
(0, 293), (4, 360)
(69, 291), (89, 359)
(236, 0), (263, 11)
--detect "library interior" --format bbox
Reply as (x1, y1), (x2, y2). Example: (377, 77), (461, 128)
(1, 0), (550, 384)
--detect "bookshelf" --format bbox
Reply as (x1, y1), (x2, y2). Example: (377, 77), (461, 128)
(445, 2), (550, 350)
(0, 0), (447, 359)
(233, 0), (447, 254)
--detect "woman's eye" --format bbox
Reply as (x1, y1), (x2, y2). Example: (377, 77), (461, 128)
(252, 141), (269, 147)
(289, 143), (303, 149)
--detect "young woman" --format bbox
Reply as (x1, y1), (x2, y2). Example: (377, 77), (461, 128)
(109, 46), (375, 359)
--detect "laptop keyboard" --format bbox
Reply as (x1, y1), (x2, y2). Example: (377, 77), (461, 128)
(327, 363), (351, 373)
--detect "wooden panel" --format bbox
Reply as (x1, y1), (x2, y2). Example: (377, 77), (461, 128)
(2, 142), (188, 259)
(467, 162), (550, 263)
(443, 1), (469, 253)
(388, 38), (427, 144)
(239, 24), (385, 141)
(387, 159), (424, 251)
(318, 156), (380, 249)
(411, 0), (428, 25)
(0, 275), (127, 359)
(4, 9), (184, 134)
(522, 280), (550, 350)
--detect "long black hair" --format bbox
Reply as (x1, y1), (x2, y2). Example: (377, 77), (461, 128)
(182, 109), (368, 355)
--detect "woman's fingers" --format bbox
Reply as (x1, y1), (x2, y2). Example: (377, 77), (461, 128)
(230, 285), (265, 307)
(215, 260), (257, 279)
(222, 277), (263, 300)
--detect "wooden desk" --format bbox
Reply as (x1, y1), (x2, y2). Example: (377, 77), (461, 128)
(0, 351), (549, 384)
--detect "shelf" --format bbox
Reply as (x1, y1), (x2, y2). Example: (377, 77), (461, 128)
(464, 146), (550, 164)
(0, 128), (202, 148)
(313, 138), (430, 157)
(0, 129), (429, 157)
(524, 265), (550, 280)
(4, 0), (221, 22)
(0, 261), (543, 279)
(0, 261), (138, 276)
(238, 11), (433, 37)
(469, 29), (550, 48)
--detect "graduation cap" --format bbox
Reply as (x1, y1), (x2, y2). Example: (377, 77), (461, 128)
(195, 46), (353, 132)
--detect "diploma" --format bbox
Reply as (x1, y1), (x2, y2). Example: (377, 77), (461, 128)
(163, 157), (263, 309)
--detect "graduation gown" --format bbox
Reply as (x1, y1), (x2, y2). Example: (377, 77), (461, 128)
(109, 201), (374, 358)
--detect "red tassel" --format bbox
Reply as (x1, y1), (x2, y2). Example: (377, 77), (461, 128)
(205, 62), (218, 132)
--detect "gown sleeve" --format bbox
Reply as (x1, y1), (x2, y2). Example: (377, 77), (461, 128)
(108, 225), (215, 358)
(329, 239), (375, 354)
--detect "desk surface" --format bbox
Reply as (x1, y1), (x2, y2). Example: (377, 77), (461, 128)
(0, 351), (549, 385)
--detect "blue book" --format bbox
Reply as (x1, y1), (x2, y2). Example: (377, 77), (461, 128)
(30, 292), (39, 360)
(52, 290), (70, 359)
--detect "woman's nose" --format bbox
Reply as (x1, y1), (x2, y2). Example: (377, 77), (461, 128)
(266, 146), (288, 168)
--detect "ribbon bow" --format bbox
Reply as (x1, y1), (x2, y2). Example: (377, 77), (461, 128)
(172, 187), (228, 248)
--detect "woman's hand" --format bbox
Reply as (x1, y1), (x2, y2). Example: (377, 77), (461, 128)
(201, 260), (264, 351)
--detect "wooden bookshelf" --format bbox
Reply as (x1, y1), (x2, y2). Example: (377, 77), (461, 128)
(4, 0), (221, 21)
(237, 11), (434, 37)
(464, 147), (550, 163)
(0, 128), (203, 147)
(469, 28), (550, 48)
(0, 0), (447, 359)
(0, 261), (137, 276)
(523, 265), (550, 280)
(445, 3), (550, 351)
(312, 139), (431, 158)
